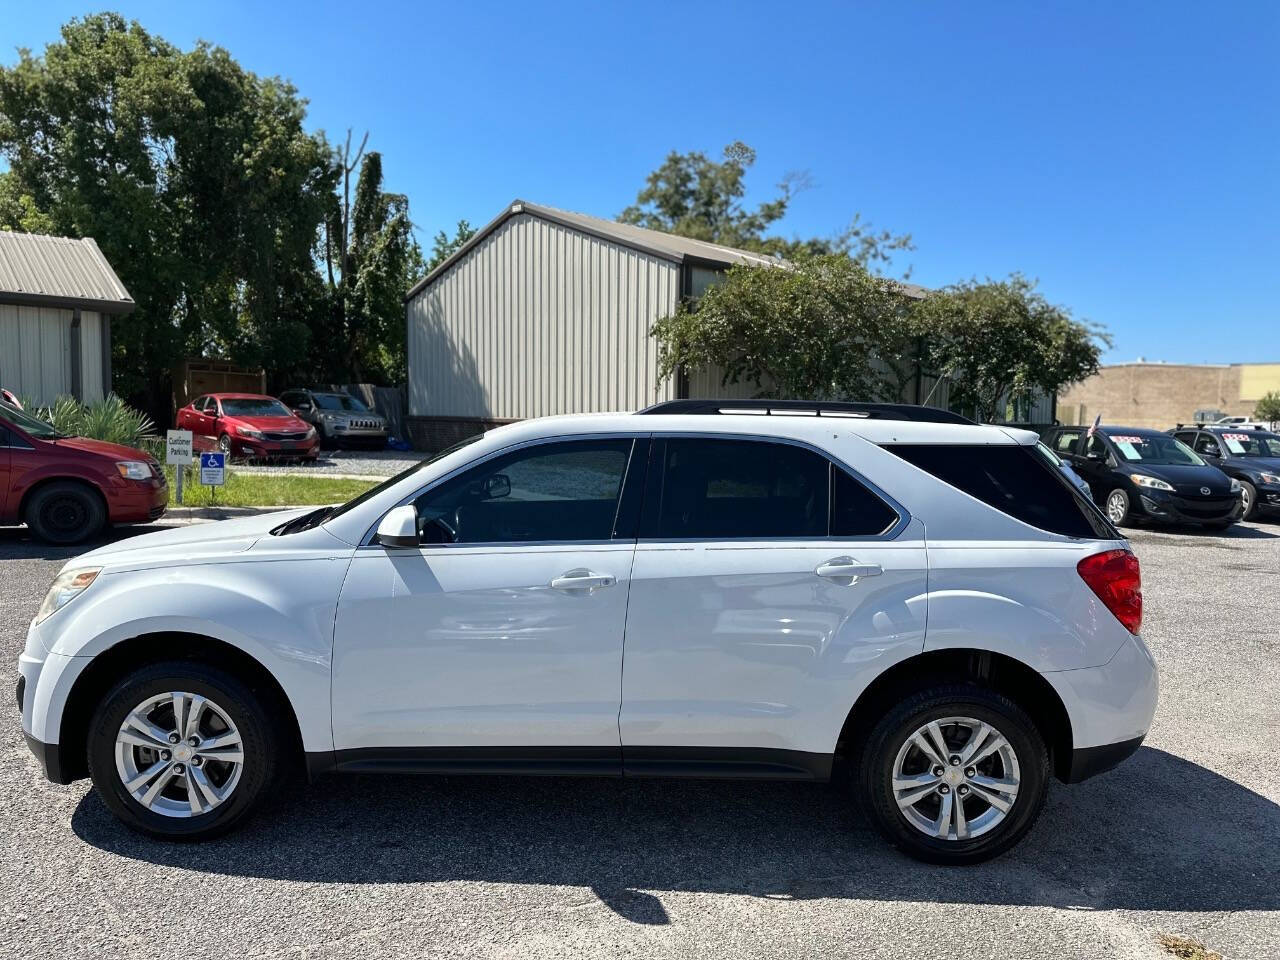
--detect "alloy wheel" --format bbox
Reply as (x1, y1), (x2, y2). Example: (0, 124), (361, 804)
(1106, 490), (1128, 524)
(1241, 485), (1253, 517)
(114, 691), (245, 818)
(891, 716), (1021, 841)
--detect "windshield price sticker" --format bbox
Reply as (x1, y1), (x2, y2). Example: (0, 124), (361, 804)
(1223, 435), (1249, 454)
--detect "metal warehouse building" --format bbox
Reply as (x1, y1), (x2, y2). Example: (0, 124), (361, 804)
(404, 200), (1051, 450)
(0, 232), (134, 405)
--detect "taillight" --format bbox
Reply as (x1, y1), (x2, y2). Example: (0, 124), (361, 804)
(1077, 549), (1142, 634)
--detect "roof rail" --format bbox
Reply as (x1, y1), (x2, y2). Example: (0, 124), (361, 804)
(636, 399), (975, 424)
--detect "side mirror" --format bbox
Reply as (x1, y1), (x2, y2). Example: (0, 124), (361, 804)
(376, 504), (419, 548)
(484, 474), (511, 499)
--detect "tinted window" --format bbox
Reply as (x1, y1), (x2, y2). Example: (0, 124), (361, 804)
(643, 438), (829, 539)
(886, 444), (1113, 539)
(831, 466), (899, 536)
(414, 439), (635, 544)
(314, 393), (368, 411)
(221, 397), (292, 416)
(1193, 434), (1221, 456)
(1052, 430), (1082, 454)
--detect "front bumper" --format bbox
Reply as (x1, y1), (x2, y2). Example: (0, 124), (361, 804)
(1134, 488), (1240, 525)
(233, 437), (319, 459)
(1251, 484), (1280, 516)
(106, 476), (168, 524)
(18, 628), (90, 784)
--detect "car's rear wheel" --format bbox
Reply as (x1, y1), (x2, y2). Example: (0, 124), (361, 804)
(87, 661), (280, 840)
(24, 480), (106, 544)
(1239, 480), (1257, 520)
(856, 685), (1049, 865)
(1105, 488), (1131, 526)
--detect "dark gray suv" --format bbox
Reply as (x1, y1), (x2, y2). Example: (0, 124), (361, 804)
(279, 389), (387, 449)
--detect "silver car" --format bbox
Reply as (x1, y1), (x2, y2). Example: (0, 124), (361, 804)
(280, 389), (387, 449)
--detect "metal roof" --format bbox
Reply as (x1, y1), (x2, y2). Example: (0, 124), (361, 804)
(407, 199), (929, 302)
(0, 232), (135, 314)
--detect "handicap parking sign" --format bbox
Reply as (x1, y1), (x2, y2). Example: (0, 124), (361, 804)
(199, 452), (226, 486)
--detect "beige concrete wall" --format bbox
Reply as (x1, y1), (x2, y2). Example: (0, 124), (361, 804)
(1057, 363), (1280, 428)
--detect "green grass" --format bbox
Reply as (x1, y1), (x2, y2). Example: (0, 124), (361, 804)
(162, 465), (376, 508)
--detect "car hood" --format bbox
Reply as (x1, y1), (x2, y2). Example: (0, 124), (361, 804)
(71, 508), (313, 571)
(1131, 462), (1234, 494)
(52, 436), (151, 461)
(230, 415), (312, 431)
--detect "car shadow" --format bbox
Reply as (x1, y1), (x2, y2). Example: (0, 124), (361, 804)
(1128, 520), (1279, 540)
(0, 523), (172, 562)
(70, 746), (1279, 921)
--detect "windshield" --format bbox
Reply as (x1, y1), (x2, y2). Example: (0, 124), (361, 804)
(314, 393), (369, 412)
(221, 397), (292, 417)
(273, 434), (484, 535)
(1108, 433), (1204, 466)
(0, 400), (65, 439)
(1218, 432), (1280, 458)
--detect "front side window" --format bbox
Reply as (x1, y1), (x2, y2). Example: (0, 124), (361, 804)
(885, 443), (1113, 539)
(642, 438), (831, 539)
(413, 439), (636, 544)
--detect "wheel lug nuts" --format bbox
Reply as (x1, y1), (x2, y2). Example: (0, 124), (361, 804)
(958, 785), (970, 796)
(949, 755), (961, 766)
(160, 750), (171, 761)
(192, 756), (203, 767)
(965, 766), (976, 778)
(932, 765), (944, 777)
(173, 763), (185, 775)
(168, 733), (180, 744)
(938, 784), (950, 794)
(187, 737), (200, 747)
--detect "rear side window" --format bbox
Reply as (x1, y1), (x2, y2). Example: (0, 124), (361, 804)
(885, 444), (1113, 539)
(831, 466), (899, 536)
(1051, 429), (1082, 454)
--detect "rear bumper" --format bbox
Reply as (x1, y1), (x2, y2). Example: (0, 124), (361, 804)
(1064, 735), (1145, 783)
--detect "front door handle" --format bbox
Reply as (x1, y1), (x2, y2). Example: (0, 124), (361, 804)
(550, 568), (617, 592)
(815, 556), (883, 583)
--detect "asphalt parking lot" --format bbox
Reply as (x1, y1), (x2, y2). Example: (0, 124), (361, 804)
(0, 519), (1276, 959)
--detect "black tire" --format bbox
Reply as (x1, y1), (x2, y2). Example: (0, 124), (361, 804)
(856, 685), (1049, 865)
(87, 661), (281, 841)
(24, 480), (106, 544)
(1239, 480), (1257, 520)
(217, 433), (232, 455)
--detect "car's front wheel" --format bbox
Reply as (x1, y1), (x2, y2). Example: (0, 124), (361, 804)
(857, 685), (1049, 865)
(24, 480), (106, 544)
(1239, 480), (1257, 520)
(87, 661), (281, 840)
(1105, 488), (1132, 526)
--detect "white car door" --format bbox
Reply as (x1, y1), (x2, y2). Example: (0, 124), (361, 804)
(331, 437), (647, 766)
(620, 435), (928, 777)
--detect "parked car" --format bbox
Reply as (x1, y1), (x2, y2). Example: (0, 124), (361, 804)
(175, 393), (318, 461)
(18, 400), (1156, 864)
(1170, 425), (1280, 521)
(279, 389), (387, 449)
(1, 399), (166, 544)
(1213, 415), (1273, 429)
(1042, 424), (1241, 528)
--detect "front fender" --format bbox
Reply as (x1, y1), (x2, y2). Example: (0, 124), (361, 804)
(34, 558), (350, 752)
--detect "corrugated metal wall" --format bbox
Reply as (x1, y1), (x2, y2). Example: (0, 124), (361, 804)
(0, 304), (106, 404)
(408, 213), (680, 419)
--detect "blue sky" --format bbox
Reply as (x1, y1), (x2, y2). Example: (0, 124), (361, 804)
(4, 1), (1277, 363)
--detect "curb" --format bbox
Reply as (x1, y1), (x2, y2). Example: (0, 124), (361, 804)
(159, 504), (317, 524)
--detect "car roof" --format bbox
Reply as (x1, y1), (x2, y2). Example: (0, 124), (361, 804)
(208, 393), (278, 400)
(481, 411), (1037, 447)
(1096, 426), (1166, 437)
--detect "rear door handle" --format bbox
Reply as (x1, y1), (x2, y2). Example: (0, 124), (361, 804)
(550, 568), (617, 592)
(815, 556), (883, 583)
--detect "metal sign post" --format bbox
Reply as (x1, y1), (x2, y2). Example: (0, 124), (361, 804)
(166, 429), (194, 505)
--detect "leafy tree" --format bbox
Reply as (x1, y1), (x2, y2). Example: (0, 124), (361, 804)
(427, 219), (476, 271)
(0, 14), (335, 410)
(910, 276), (1109, 422)
(651, 255), (916, 401)
(620, 141), (913, 270)
(1255, 391), (1280, 423)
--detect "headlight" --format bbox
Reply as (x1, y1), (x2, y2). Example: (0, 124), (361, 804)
(1258, 473), (1280, 486)
(35, 568), (101, 624)
(1131, 474), (1174, 491)
(115, 460), (151, 480)
(236, 425), (263, 439)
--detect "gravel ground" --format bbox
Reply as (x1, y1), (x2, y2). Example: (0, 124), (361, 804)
(232, 447), (423, 479)
(0, 519), (1277, 959)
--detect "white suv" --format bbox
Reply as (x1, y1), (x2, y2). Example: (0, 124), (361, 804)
(17, 401), (1157, 864)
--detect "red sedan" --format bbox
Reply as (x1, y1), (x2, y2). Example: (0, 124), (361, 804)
(0, 400), (167, 544)
(176, 393), (318, 461)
